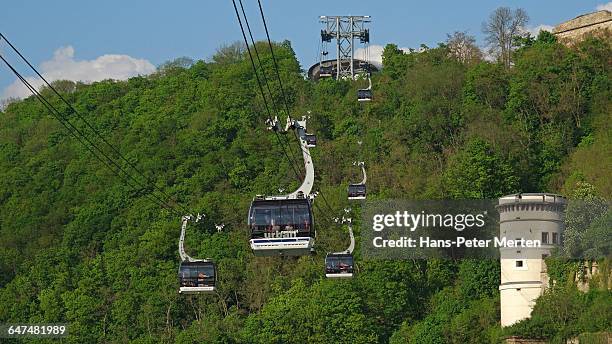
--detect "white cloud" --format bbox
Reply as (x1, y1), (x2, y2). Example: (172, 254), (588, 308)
(1, 46), (156, 102)
(524, 24), (555, 37)
(354, 44), (412, 68)
(482, 50), (497, 62)
(596, 2), (612, 11)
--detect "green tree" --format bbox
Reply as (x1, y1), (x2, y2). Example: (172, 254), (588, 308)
(443, 138), (519, 199)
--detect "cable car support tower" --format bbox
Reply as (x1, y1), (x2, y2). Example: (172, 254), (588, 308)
(319, 15), (371, 80)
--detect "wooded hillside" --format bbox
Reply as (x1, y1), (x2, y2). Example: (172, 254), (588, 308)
(0, 32), (610, 343)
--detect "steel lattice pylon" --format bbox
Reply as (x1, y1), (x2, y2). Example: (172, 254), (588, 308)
(320, 15), (370, 80)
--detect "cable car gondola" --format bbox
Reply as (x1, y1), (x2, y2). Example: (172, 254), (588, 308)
(357, 88), (373, 102)
(357, 73), (373, 102)
(325, 216), (355, 278)
(179, 261), (217, 294)
(319, 64), (333, 78)
(177, 215), (217, 294)
(249, 197), (315, 256)
(249, 117), (316, 256)
(325, 253), (354, 278)
(348, 162), (367, 200)
(305, 133), (317, 148)
(348, 183), (366, 200)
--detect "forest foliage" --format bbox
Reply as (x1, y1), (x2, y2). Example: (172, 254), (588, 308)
(0, 31), (610, 343)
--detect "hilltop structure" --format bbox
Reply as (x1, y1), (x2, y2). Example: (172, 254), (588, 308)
(307, 59), (378, 81)
(310, 15), (372, 81)
(553, 10), (612, 44)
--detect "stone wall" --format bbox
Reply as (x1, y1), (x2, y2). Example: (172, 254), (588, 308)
(504, 337), (548, 344)
(553, 10), (612, 44)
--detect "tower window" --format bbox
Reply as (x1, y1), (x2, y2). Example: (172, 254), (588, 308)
(552, 232), (558, 244)
(542, 232), (549, 244)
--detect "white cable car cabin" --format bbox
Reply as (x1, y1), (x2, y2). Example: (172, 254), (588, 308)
(325, 217), (355, 278)
(348, 162), (367, 200)
(305, 134), (317, 148)
(178, 261), (217, 294)
(357, 75), (373, 102)
(348, 184), (366, 200)
(325, 253), (354, 278)
(357, 89), (373, 102)
(249, 197), (314, 256)
(249, 116), (316, 256)
(319, 64), (333, 78)
(177, 215), (217, 294)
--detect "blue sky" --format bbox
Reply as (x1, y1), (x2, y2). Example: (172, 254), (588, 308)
(1, 0), (610, 101)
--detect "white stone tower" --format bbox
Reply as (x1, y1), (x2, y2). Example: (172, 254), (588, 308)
(498, 193), (567, 327)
